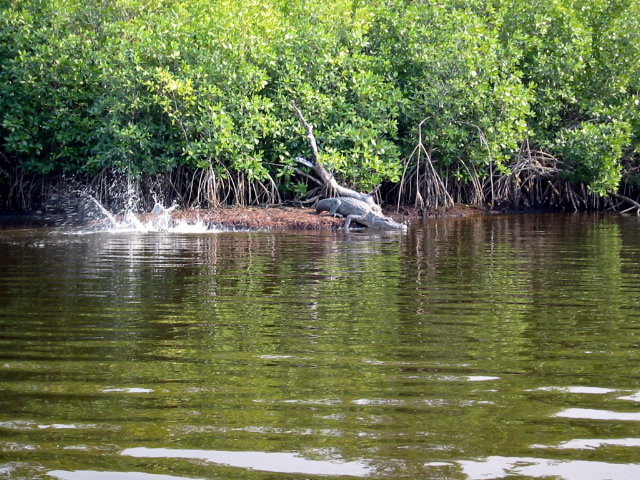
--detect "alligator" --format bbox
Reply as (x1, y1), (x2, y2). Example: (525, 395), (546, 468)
(315, 197), (407, 231)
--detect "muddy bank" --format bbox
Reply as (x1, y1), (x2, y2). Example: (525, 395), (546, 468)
(164, 203), (495, 230)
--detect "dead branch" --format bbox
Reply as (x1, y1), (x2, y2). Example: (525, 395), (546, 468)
(609, 192), (640, 215)
(290, 101), (377, 207)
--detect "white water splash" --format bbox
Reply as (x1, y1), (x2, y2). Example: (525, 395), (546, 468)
(75, 196), (221, 234)
(86, 194), (119, 227)
(89, 212), (217, 233)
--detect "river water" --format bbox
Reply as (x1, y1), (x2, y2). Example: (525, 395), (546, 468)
(1, 213), (639, 480)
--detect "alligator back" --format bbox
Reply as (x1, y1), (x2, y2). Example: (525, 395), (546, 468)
(315, 197), (372, 216)
(316, 197), (406, 231)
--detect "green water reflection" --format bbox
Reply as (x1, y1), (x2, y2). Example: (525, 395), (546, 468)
(0, 213), (639, 479)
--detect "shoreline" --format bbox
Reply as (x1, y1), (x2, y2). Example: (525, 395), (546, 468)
(0, 203), (501, 230)
(129, 203), (497, 230)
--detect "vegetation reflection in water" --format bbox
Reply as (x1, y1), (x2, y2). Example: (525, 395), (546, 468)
(1, 214), (639, 479)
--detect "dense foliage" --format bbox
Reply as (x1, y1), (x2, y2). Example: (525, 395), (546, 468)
(1, 0), (638, 209)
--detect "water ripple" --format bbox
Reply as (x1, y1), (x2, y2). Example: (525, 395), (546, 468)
(555, 408), (640, 421)
(122, 447), (372, 477)
(453, 456), (640, 480)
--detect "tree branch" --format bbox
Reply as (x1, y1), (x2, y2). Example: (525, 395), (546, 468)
(610, 192), (640, 215)
(290, 100), (377, 206)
